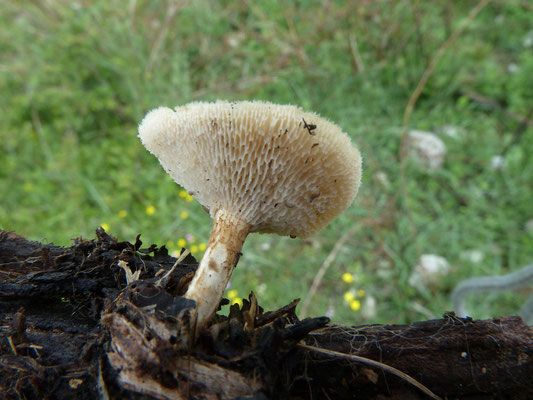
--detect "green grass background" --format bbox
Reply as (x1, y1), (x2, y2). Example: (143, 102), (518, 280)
(1, 0), (532, 324)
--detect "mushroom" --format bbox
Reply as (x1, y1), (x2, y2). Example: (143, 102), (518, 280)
(138, 100), (362, 329)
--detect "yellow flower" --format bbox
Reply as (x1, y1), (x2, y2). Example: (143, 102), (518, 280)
(118, 209), (128, 218)
(343, 291), (355, 302)
(180, 211), (189, 219)
(199, 243), (207, 251)
(341, 272), (354, 283)
(177, 238), (187, 248)
(232, 298), (243, 307)
(101, 223), (110, 232)
(185, 194), (194, 203)
(349, 299), (361, 311)
(179, 190), (188, 198)
(166, 240), (175, 249)
(227, 289), (238, 299)
(146, 205), (156, 215)
(190, 245), (199, 254)
(171, 250), (180, 258)
(357, 289), (366, 298)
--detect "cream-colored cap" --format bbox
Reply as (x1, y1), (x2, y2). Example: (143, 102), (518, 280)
(139, 100), (361, 237)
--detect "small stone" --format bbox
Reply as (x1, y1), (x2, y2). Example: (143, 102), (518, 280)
(375, 171), (390, 187)
(260, 240), (271, 251)
(409, 254), (450, 288)
(461, 249), (484, 264)
(525, 219), (533, 233)
(439, 125), (462, 139)
(406, 130), (446, 171)
(507, 63), (519, 74)
(523, 31), (533, 48)
(362, 295), (377, 320)
(256, 283), (267, 297)
(490, 155), (505, 170)
(325, 305), (335, 319)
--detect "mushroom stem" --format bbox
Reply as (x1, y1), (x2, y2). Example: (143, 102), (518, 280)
(185, 209), (251, 329)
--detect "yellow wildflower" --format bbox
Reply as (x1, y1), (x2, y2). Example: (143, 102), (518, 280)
(199, 243), (207, 252)
(179, 190), (188, 198)
(227, 289), (238, 300)
(185, 194), (194, 202)
(341, 272), (354, 283)
(343, 291), (355, 303)
(357, 289), (366, 298)
(190, 245), (199, 254)
(180, 211), (189, 219)
(177, 238), (187, 248)
(232, 298), (243, 307)
(118, 210), (128, 218)
(166, 240), (175, 249)
(349, 299), (361, 311)
(146, 205), (156, 215)
(101, 223), (110, 232)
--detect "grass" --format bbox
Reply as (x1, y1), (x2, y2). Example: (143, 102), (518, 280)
(1, 0), (532, 325)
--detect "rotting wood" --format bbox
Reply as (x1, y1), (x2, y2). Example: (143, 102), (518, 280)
(1, 229), (532, 399)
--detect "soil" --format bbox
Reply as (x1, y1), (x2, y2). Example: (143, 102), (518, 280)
(1, 228), (532, 399)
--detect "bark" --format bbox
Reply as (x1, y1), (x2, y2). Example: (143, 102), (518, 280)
(0, 229), (531, 399)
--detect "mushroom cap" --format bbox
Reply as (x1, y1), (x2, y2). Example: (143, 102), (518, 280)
(139, 101), (362, 237)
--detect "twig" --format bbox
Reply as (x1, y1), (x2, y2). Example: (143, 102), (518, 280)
(156, 249), (190, 287)
(284, 9), (309, 65)
(298, 343), (442, 400)
(398, 0), (491, 246)
(400, 0), (491, 135)
(300, 225), (359, 316)
(145, 0), (182, 76)
(7, 336), (18, 355)
(349, 32), (365, 73)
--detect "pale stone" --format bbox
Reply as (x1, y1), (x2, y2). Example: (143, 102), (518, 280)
(406, 130), (446, 171)
(409, 254), (450, 288)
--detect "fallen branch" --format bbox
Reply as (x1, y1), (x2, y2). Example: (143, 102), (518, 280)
(1, 229), (532, 399)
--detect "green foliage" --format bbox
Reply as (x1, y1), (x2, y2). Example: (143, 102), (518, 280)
(1, 0), (532, 324)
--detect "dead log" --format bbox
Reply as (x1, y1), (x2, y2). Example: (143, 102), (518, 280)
(0, 229), (531, 399)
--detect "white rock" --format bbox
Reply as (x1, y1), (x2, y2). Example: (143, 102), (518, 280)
(406, 130), (446, 171)
(256, 283), (267, 297)
(225, 32), (245, 48)
(375, 171), (390, 187)
(507, 63), (519, 74)
(461, 249), (484, 264)
(325, 302), (335, 319)
(439, 125), (462, 139)
(409, 254), (451, 288)
(490, 155), (505, 170)
(260, 240), (271, 251)
(362, 295), (377, 320)
(523, 31), (533, 48)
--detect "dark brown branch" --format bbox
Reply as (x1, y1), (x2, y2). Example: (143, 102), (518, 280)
(1, 230), (532, 399)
